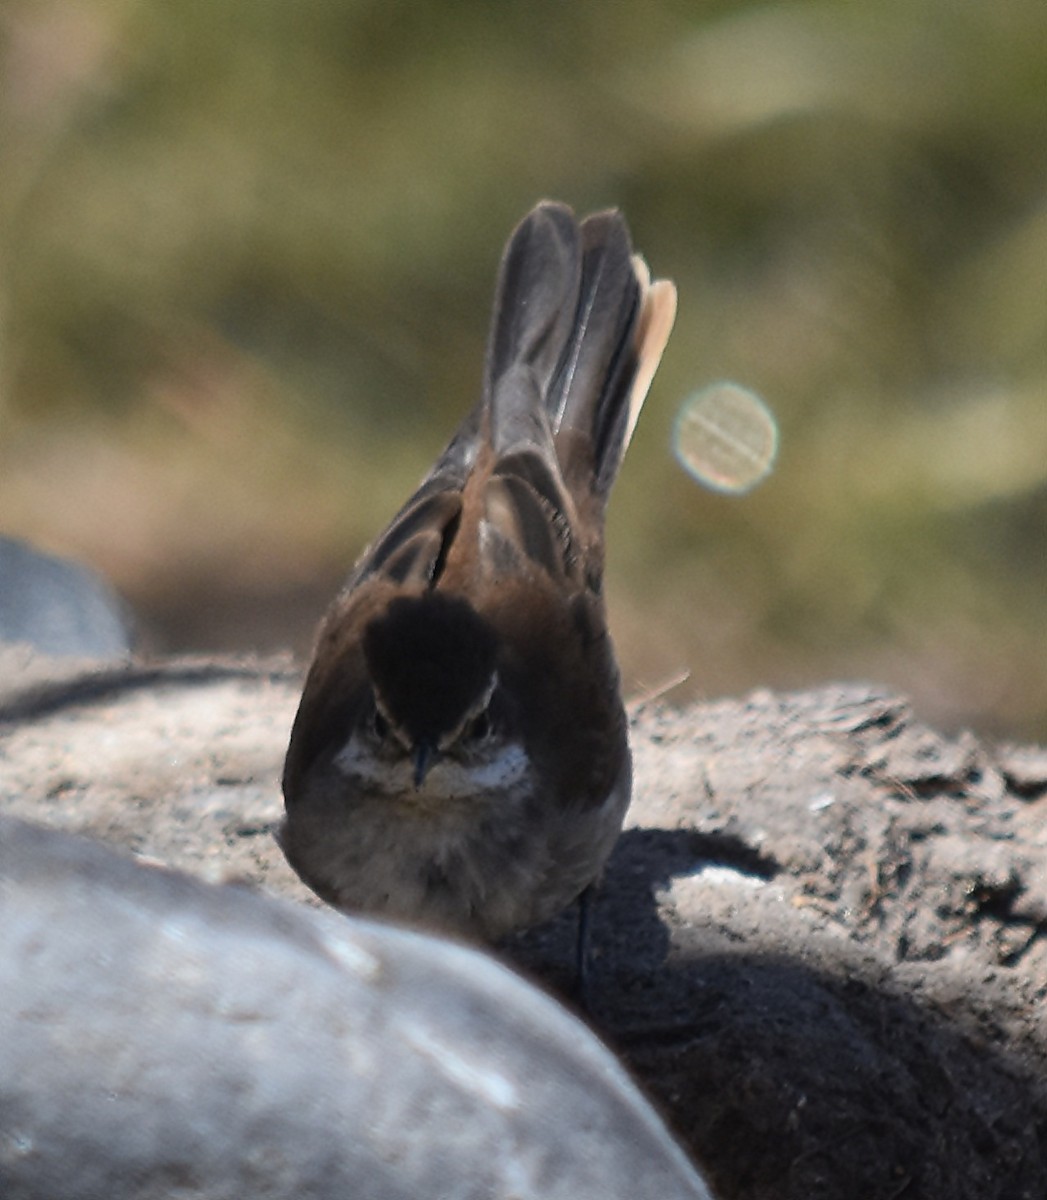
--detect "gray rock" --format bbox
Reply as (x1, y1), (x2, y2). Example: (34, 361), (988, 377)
(0, 815), (715, 1200)
(0, 535), (132, 659)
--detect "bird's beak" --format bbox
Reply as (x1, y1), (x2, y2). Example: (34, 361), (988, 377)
(412, 741), (436, 790)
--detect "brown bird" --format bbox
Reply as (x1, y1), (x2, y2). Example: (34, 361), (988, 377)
(279, 201), (676, 946)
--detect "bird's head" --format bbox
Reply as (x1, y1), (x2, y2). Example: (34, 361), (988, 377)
(361, 591), (502, 788)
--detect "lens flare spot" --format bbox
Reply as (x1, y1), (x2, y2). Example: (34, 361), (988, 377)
(673, 383), (778, 494)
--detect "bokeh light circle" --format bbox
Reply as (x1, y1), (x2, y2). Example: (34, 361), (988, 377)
(673, 382), (778, 494)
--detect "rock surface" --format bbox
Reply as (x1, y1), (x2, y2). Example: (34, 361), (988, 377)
(0, 815), (712, 1200)
(0, 536), (133, 659)
(2, 656), (1047, 1198)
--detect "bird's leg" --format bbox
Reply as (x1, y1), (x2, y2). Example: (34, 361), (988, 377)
(574, 883), (596, 1013)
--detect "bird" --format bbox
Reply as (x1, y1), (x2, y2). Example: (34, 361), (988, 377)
(279, 201), (676, 947)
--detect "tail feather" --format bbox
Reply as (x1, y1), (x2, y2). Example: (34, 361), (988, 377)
(548, 212), (640, 495)
(347, 202), (675, 596)
(483, 203), (581, 424)
(621, 267), (678, 459)
(484, 202), (676, 503)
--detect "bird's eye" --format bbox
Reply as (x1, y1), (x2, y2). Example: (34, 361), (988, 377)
(465, 711), (492, 742)
(371, 709), (389, 739)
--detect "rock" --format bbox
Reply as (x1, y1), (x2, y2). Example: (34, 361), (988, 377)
(0, 536), (133, 660)
(2, 660), (1047, 1198)
(0, 816), (715, 1200)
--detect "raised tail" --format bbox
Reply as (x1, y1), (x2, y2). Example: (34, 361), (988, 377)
(345, 203), (675, 597)
(483, 202), (676, 503)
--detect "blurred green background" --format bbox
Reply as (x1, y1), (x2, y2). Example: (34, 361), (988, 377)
(2, 0), (1046, 739)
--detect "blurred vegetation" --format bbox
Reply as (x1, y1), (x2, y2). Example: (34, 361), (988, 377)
(1, 0), (1046, 738)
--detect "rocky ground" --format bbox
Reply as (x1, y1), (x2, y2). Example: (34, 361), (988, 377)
(2, 653), (1047, 1199)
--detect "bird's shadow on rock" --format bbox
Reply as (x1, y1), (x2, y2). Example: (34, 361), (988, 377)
(502, 826), (775, 996)
(502, 828), (1047, 1200)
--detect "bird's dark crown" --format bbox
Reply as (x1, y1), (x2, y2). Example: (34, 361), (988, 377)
(361, 592), (499, 746)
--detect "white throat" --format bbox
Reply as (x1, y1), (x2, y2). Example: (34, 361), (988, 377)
(334, 737), (531, 802)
